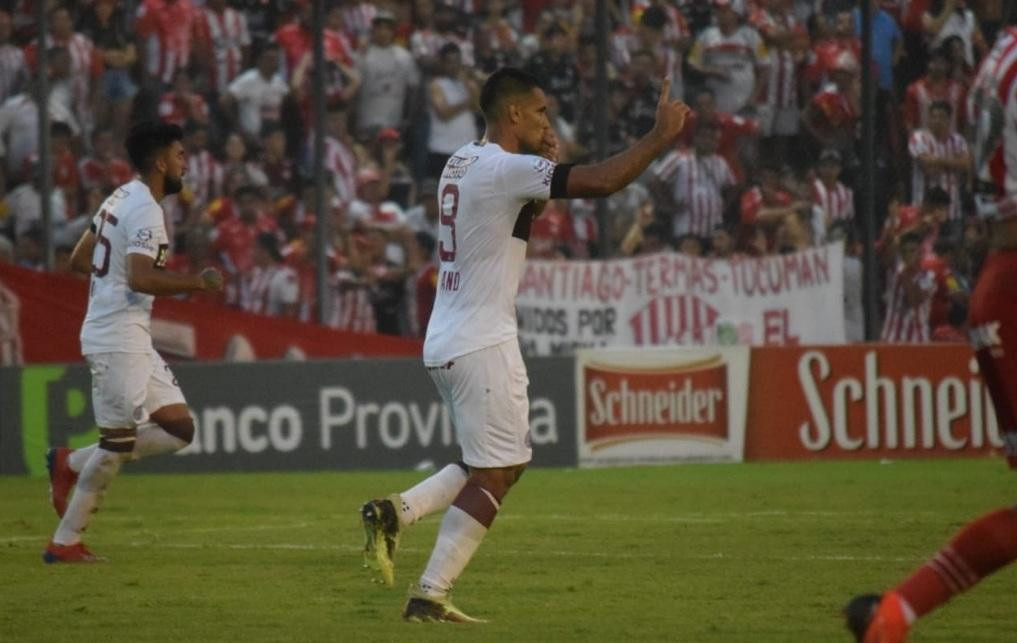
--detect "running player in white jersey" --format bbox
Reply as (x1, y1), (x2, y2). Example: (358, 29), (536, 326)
(43, 121), (223, 563)
(359, 68), (689, 622)
(844, 27), (1017, 643)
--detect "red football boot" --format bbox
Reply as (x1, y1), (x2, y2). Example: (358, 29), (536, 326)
(42, 541), (104, 564)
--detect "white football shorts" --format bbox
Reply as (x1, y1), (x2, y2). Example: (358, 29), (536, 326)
(86, 349), (186, 429)
(427, 339), (532, 468)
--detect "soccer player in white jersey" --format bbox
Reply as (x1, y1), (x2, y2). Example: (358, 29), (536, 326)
(359, 68), (689, 622)
(43, 121), (223, 563)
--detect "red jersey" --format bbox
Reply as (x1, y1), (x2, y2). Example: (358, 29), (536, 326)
(810, 84), (858, 136)
(274, 22), (354, 78)
(903, 76), (966, 132)
(408, 262), (438, 338)
(157, 90), (210, 127)
(740, 186), (792, 225)
(678, 111), (759, 181)
(78, 156), (134, 192)
(805, 38), (861, 88)
(135, 0), (199, 85)
(195, 6), (249, 93)
(812, 178), (854, 223)
(882, 262), (936, 343)
(528, 204), (578, 259)
(53, 150), (78, 218)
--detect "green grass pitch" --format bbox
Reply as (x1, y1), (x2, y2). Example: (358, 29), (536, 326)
(1, 459), (1014, 642)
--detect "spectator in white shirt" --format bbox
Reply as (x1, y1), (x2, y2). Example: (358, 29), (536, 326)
(222, 45), (289, 144)
(355, 10), (420, 136)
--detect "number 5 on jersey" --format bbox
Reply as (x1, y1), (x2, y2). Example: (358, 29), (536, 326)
(439, 184), (459, 262)
(92, 209), (118, 277)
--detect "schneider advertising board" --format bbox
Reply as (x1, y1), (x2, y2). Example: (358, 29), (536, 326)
(0, 358), (576, 476)
(575, 347), (750, 467)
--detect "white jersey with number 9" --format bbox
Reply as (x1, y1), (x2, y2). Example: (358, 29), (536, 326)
(423, 141), (557, 365)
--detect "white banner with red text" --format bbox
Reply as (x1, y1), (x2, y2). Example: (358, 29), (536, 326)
(516, 243), (846, 356)
(576, 347), (751, 467)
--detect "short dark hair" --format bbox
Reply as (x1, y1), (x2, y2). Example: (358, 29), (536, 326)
(415, 231), (436, 255)
(256, 232), (283, 262)
(479, 67), (543, 120)
(439, 42), (461, 58)
(50, 121), (73, 139)
(125, 121), (183, 172)
(899, 231), (923, 247)
(929, 100), (953, 116)
(923, 186), (951, 207)
(640, 5), (667, 29)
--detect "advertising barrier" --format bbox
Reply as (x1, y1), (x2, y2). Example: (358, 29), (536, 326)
(516, 243), (845, 356)
(575, 347), (750, 467)
(0, 345), (1001, 475)
(0, 357), (576, 475)
(743, 345), (1004, 461)
(0, 263), (422, 363)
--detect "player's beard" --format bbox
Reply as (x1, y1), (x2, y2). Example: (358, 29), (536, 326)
(164, 174), (183, 196)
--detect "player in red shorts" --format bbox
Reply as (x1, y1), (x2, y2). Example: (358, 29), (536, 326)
(844, 27), (1017, 643)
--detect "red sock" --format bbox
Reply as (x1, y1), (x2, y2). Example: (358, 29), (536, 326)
(896, 507), (1017, 618)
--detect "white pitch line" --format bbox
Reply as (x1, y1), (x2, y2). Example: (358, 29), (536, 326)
(94, 541), (920, 563)
(0, 508), (947, 544)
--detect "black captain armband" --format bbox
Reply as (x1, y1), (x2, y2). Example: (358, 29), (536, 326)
(89, 222), (97, 234)
(550, 163), (574, 199)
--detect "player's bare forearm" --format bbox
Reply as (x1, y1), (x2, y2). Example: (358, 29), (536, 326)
(127, 254), (222, 296)
(129, 269), (203, 295)
(564, 78), (688, 198)
(565, 132), (673, 198)
(70, 229), (97, 275)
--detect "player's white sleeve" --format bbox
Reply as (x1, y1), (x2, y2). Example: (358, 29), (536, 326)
(125, 204), (169, 263)
(497, 153), (557, 203)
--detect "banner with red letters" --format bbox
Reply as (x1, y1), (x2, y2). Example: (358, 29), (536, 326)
(576, 347), (750, 466)
(0, 263), (422, 364)
(516, 243), (845, 356)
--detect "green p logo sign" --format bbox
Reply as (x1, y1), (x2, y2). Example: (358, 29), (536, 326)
(21, 366), (97, 477)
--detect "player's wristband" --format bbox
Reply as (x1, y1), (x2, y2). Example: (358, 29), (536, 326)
(550, 163), (574, 200)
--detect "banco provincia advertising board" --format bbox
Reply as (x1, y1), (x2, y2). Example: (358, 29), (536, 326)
(0, 358), (576, 475)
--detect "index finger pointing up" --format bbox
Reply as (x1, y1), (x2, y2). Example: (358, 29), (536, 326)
(659, 77), (671, 105)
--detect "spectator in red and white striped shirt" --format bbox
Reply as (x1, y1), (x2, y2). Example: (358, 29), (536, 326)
(25, 6), (102, 139)
(882, 231), (937, 343)
(78, 128), (134, 193)
(908, 100), (970, 220)
(752, 0), (807, 149)
(902, 46), (966, 135)
(135, 0), (200, 88)
(158, 68), (210, 127)
(241, 233), (300, 318)
(812, 148), (855, 227)
(195, 0), (251, 96)
(650, 122), (738, 238)
(182, 123), (224, 216)
(0, 10), (26, 105)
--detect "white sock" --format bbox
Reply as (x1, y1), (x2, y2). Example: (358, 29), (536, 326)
(398, 464), (469, 526)
(898, 595), (918, 625)
(132, 422), (187, 460)
(67, 444), (98, 473)
(53, 448), (129, 545)
(418, 506), (491, 598)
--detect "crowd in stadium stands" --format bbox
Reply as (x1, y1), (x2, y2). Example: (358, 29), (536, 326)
(0, 0), (1005, 344)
